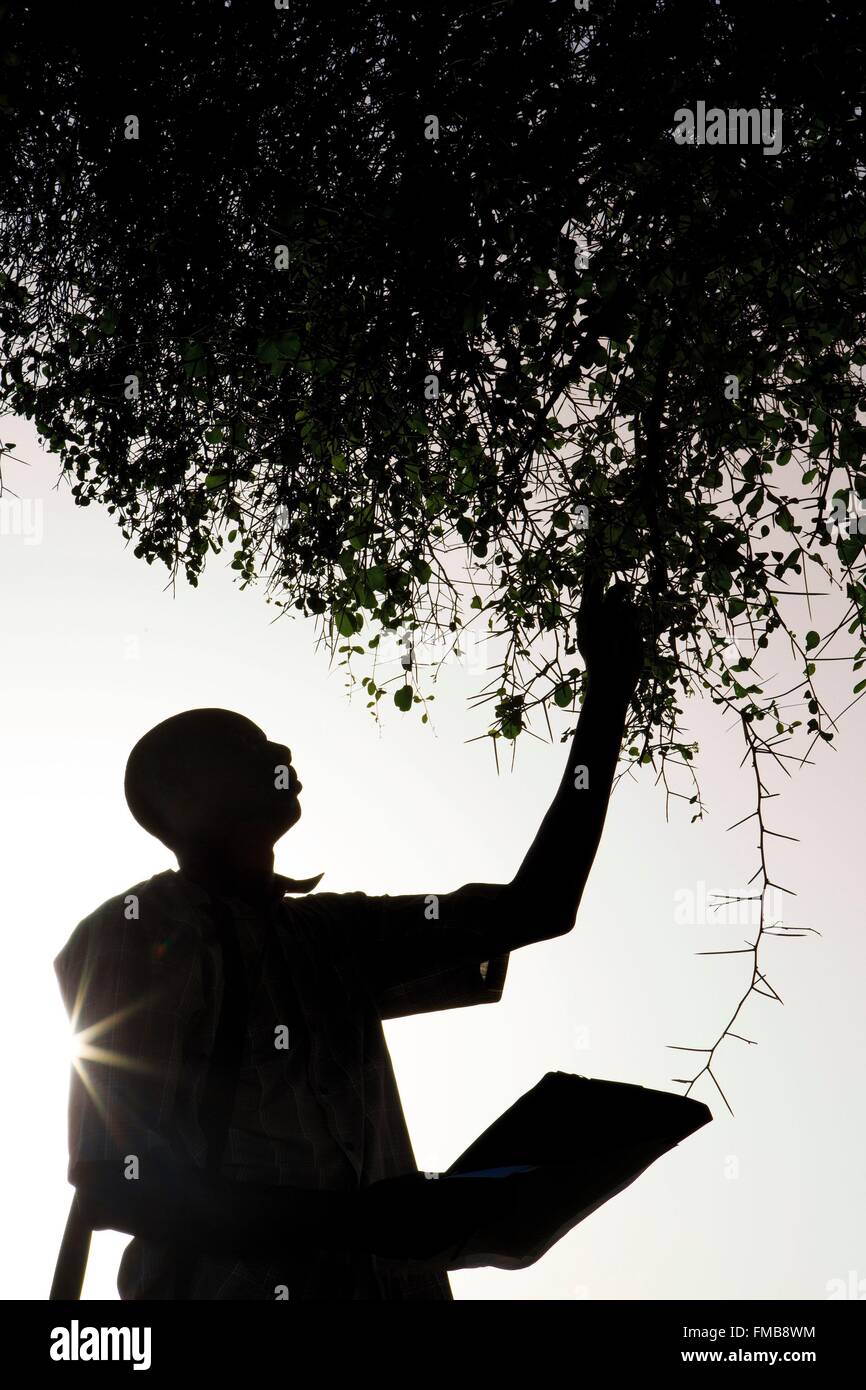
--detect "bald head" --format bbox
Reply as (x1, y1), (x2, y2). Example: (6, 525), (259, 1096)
(124, 708), (302, 851)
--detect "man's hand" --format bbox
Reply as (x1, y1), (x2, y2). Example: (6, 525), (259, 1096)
(354, 1170), (525, 1268)
(577, 574), (645, 696)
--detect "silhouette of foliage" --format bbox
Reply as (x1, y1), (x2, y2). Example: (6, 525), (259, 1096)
(1, 0), (865, 787)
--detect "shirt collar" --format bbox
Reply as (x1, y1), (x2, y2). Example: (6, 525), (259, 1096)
(171, 867), (324, 912)
(273, 871), (325, 897)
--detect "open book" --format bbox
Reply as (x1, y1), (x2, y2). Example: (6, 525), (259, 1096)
(438, 1071), (712, 1271)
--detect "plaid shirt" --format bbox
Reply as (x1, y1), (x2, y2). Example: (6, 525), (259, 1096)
(54, 868), (509, 1300)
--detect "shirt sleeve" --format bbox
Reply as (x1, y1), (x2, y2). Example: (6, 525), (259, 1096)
(53, 903), (198, 1184)
(317, 888), (511, 1021)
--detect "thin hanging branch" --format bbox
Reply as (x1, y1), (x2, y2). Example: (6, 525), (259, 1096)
(669, 711), (820, 1115)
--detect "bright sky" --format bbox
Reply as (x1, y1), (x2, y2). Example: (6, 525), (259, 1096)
(2, 420), (864, 1301)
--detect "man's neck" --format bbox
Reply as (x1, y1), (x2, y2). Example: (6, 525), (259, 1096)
(177, 844), (279, 907)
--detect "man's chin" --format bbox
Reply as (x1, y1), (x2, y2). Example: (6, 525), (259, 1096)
(274, 801), (302, 836)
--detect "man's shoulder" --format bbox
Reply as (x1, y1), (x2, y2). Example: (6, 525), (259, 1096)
(291, 888), (372, 907)
(55, 871), (198, 972)
(281, 889), (381, 955)
(284, 888), (374, 923)
(77, 868), (191, 929)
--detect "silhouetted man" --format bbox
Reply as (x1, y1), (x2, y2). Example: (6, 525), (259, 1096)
(54, 581), (645, 1299)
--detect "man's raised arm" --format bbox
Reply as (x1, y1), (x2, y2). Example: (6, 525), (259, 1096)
(360, 580), (647, 998)
(502, 578), (645, 942)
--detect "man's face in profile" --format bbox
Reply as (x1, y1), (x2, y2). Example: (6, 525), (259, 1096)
(209, 713), (303, 841)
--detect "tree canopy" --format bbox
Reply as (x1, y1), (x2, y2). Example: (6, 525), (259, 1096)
(2, 0), (865, 1099)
